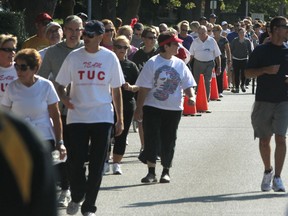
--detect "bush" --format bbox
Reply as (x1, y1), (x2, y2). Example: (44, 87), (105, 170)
(0, 11), (27, 48)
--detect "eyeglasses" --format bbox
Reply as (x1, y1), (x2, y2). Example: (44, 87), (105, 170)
(0, 47), (17, 52)
(14, 63), (30, 71)
(114, 44), (129, 50)
(82, 31), (96, 38)
(48, 28), (61, 34)
(105, 29), (114, 33)
(145, 36), (157, 40)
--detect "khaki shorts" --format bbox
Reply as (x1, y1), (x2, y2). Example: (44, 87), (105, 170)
(251, 101), (288, 138)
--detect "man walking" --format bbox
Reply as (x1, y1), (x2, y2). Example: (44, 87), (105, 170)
(245, 16), (288, 192)
(55, 20), (124, 216)
(38, 15), (84, 207)
(189, 25), (221, 101)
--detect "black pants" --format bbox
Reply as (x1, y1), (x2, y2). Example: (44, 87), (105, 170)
(113, 107), (134, 155)
(142, 106), (181, 168)
(232, 59), (247, 88)
(56, 115), (69, 190)
(67, 123), (112, 214)
(215, 58), (227, 94)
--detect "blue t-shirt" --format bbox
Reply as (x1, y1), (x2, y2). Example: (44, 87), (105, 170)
(246, 42), (288, 103)
(178, 34), (194, 50)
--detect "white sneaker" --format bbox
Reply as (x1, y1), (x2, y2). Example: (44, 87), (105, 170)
(102, 162), (110, 175)
(112, 163), (122, 175)
(272, 177), (286, 192)
(83, 212), (96, 216)
(58, 189), (71, 207)
(66, 201), (80, 215)
(261, 170), (274, 191)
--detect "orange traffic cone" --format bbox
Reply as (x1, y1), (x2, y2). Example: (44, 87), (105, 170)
(183, 96), (201, 116)
(196, 74), (210, 113)
(223, 69), (229, 90)
(210, 72), (220, 101)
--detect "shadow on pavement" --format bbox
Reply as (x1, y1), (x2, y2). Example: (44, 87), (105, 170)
(125, 191), (288, 207)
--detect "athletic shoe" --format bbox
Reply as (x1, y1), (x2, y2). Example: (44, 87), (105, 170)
(272, 177), (286, 192)
(219, 93), (223, 98)
(141, 173), (157, 183)
(261, 170), (274, 191)
(58, 189), (71, 207)
(160, 173), (170, 183)
(83, 212), (96, 216)
(112, 163), (122, 175)
(66, 201), (80, 215)
(102, 162), (110, 175)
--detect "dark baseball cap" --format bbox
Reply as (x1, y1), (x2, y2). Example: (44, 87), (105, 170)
(199, 16), (207, 21)
(84, 20), (105, 35)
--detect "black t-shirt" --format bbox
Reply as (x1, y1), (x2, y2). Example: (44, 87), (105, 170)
(120, 59), (139, 110)
(246, 42), (288, 102)
(132, 47), (158, 72)
(0, 112), (57, 216)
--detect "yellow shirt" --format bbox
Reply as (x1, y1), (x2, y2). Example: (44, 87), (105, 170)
(22, 35), (50, 50)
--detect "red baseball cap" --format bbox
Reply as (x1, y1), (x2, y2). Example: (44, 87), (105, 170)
(35, 13), (53, 23)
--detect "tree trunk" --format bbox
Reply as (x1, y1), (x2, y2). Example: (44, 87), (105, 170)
(59, 0), (75, 21)
(101, 0), (116, 22)
(91, 0), (102, 20)
(122, 0), (141, 25)
(8, 0), (58, 36)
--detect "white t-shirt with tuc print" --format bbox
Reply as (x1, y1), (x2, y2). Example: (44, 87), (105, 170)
(1, 75), (59, 141)
(56, 46), (125, 124)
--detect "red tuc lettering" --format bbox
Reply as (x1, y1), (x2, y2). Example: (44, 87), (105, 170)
(98, 71), (105, 80)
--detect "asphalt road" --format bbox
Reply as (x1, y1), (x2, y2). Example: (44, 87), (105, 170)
(58, 86), (288, 216)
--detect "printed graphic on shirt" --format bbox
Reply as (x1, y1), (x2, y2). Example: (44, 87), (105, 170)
(0, 75), (16, 93)
(77, 61), (106, 85)
(153, 65), (181, 101)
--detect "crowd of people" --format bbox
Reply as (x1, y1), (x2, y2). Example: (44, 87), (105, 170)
(0, 11), (287, 216)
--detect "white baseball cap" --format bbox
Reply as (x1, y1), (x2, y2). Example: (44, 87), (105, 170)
(45, 22), (61, 35)
(221, 21), (228, 26)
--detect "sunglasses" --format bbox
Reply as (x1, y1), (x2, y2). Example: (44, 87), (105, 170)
(14, 63), (30, 71)
(0, 47), (17, 52)
(114, 44), (129, 50)
(145, 36), (157, 40)
(105, 29), (114, 33)
(82, 31), (96, 38)
(276, 24), (288, 29)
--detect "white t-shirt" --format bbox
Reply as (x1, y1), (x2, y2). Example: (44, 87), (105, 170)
(0, 64), (17, 101)
(56, 46), (125, 124)
(189, 36), (221, 61)
(136, 54), (196, 111)
(2, 75), (59, 141)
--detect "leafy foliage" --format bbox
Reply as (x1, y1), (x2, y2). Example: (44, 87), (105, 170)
(152, 0), (195, 9)
(0, 11), (27, 47)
